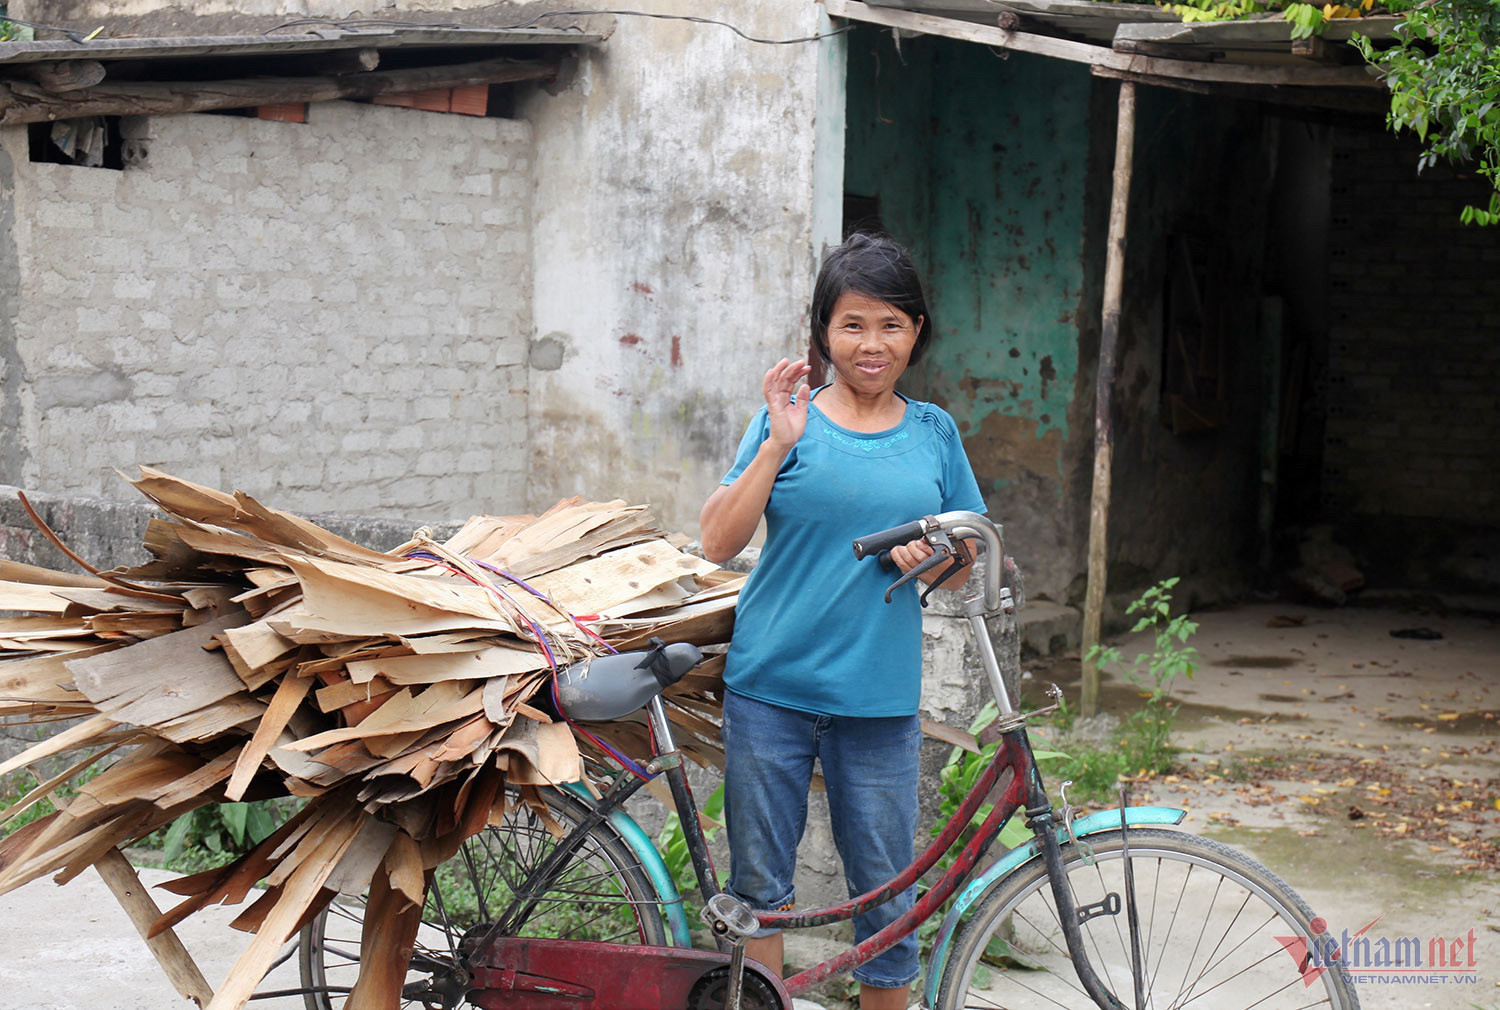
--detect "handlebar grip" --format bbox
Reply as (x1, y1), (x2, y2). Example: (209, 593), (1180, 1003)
(852, 520), (927, 560)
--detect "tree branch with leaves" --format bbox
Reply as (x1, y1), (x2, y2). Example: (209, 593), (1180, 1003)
(1353, 0), (1500, 225)
(1155, 0), (1500, 224)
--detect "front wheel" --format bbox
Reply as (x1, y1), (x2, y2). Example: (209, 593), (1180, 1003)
(937, 828), (1359, 1010)
(297, 784), (666, 1009)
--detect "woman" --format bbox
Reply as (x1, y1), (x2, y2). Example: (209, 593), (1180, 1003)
(700, 233), (987, 1009)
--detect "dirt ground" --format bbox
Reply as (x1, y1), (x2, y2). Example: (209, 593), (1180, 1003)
(1026, 598), (1500, 1010)
(1, 600), (1495, 1009)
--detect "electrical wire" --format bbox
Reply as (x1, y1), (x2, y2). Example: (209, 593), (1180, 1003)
(261, 11), (851, 45)
(405, 549), (655, 780)
(11, 8), (847, 56)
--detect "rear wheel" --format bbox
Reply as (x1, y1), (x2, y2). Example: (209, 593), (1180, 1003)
(937, 829), (1359, 1010)
(297, 784), (666, 1009)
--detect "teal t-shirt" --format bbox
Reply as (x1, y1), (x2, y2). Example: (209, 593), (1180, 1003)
(720, 391), (987, 717)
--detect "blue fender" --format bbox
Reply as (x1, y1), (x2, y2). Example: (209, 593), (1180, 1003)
(922, 806), (1187, 1008)
(557, 781), (695, 948)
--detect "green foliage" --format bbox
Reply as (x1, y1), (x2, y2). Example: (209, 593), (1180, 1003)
(1158, 0), (1372, 34)
(0, 760), (105, 836)
(1085, 578), (1200, 785)
(1283, 2), (1325, 38)
(1354, 0), (1500, 225)
(914, 705), (1067, 977)
(1148, 0), (1500, 224)
(933, 702), (1069, 853)
(144, 801), (281, 873)
(1164, 0), (1269, 24)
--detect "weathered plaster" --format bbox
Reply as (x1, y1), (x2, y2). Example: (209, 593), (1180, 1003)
(521, 1), (826, 533)
(0, 146), (25, 487)
(920, 50), (1091, 459)
(844, 32), (1094, 601)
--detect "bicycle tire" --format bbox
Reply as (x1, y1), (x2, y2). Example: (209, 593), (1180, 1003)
(936, 828), (1359, 1010)
(297, 784), (666, 1010)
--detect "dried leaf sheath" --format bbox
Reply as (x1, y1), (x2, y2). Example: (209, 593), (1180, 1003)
(0, 468), (739, 1009)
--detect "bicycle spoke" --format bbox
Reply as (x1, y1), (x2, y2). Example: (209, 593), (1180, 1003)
(293, 785), (664, 1009)
(937, 831), (1356, 1010)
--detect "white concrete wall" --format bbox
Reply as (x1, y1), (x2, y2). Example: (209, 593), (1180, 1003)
(6, 1), (836, 539)
(2, 101), (534, 516)
(520, 1), (829, 533)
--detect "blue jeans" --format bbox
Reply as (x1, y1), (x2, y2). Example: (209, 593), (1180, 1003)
(721, 690), (922, 988)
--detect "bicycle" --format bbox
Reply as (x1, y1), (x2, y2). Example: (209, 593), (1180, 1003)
(279, 510), (1360, 1010)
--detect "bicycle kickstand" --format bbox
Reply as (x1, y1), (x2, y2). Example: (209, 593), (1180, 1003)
(703, 892), (763, 1010)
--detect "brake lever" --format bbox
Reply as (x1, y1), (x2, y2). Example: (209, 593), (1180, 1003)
(882, 531), (972, 606)
(883, 549), (948, 603)
(917, 535), (974, 606)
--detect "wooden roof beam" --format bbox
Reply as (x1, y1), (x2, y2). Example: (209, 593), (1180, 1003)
(0, 53), (556, 125)
(1093, 64), (1389, 114)
(821, 0), (1383, 89)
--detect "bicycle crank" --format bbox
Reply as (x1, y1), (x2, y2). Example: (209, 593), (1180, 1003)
(465, 937), (789, 1010)
(685, 965), (781, 1010)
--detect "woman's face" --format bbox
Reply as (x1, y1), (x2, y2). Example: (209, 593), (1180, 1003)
(824, 290), (922, 399)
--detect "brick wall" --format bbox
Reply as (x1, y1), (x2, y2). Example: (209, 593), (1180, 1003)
(1, 100), (533, 518)
(1324, 126), (1500, 526)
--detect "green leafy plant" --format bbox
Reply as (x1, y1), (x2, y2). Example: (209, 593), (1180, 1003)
(1147, 0), (1500, 224)
(1353, 0), (1500, 225)
(934, 702), (1070, 853)
(1086, 577), (1200, 777)
(916, 705), (1068, 981)
(147, 801), (282, 872)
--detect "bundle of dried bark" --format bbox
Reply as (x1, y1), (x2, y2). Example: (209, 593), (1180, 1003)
(0, 468), (738, 1010)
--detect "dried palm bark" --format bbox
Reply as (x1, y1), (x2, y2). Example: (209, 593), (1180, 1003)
(0, 468), (738, 1009)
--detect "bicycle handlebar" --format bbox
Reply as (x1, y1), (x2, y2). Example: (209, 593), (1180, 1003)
(852, 510), (1007, 614)
(851, 520), (928, 560)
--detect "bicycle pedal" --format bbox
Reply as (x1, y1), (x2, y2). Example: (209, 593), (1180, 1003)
(702, 892), (761, 945)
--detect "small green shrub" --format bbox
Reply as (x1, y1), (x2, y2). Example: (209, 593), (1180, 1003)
(138, 801), (283, 873)
(1081, 577), (1201, 792)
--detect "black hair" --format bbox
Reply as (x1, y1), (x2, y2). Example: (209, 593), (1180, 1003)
(810, 232), (934, 367)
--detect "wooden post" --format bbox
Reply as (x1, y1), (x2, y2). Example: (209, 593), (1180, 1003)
(27, 768), (214, 1006)
(95, 850), (216, 1007)
(1081, 80), (1137, 718)
(346, 862), (428, 1010)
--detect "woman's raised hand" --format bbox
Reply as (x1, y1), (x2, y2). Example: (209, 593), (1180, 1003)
(763, 357), (812, 451)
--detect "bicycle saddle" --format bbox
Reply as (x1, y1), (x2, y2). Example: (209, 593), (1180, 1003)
(551, 638), (704, 721)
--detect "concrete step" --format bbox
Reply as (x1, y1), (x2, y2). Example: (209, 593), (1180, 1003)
(1017, 599), (1081, 657)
